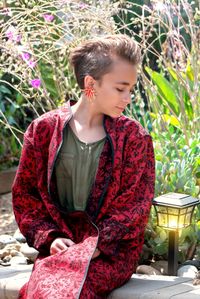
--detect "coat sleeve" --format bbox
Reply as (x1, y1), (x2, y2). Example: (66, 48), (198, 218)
(12, 123), (67, 254)
(97, 134), (155, 256)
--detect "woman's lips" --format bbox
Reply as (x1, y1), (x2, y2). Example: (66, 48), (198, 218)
(116, 106), (125, 111)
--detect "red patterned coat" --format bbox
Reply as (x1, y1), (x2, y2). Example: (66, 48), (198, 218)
(12, 101), (155, 298)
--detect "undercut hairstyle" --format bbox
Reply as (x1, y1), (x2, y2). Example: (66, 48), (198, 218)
(69, 34), (141, 89)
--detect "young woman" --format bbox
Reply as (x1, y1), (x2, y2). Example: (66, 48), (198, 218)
(12, 34), (155, 298)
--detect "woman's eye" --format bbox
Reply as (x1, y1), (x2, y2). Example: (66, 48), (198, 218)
(116, 88), (124, 92)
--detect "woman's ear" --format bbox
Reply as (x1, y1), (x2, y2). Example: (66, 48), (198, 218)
(84, 75), (95, 89)
(82, 75), (97, 101)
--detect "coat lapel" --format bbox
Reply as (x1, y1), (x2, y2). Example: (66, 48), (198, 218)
(47, 103), (72, 194)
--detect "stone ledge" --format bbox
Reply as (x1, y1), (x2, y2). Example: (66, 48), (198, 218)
(0, 265), (33, 299)
(1, 266), (200, 298)
(109, 274), (200, 299)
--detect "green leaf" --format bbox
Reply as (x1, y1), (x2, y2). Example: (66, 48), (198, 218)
(145, 67), (179, 115)
(154, 243), (168, 255)
(162, 114), (180, 128)
(16, 93), (24, 105)
(0, 101), (5, 113)
(186, 63), (194, 81)
(168, 67), (178, 81)
(0, 85), (12, 95)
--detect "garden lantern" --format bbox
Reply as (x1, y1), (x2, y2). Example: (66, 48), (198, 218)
(153, 193), (199, 276)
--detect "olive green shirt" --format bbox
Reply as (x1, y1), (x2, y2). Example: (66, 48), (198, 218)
(55, 125), (105, 212)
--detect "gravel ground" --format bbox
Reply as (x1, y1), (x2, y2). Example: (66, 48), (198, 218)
(0, 193), (18, 235)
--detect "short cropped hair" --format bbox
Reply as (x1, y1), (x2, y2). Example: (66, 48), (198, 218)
(69, 34), (141, 89)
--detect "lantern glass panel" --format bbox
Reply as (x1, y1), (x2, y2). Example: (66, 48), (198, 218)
(168, 215), (179, 229)
(178, 215), (186, 228)
(158, 213), (168, 227)
(185, 212), (192, 226)
(180, 208), (187, 215)
(187, 207), (193, 213)
(157, 206), (167, 213)
(167, 207), (179, 215)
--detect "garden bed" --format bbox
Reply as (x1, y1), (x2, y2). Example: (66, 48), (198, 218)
(0, 168), (17, 195)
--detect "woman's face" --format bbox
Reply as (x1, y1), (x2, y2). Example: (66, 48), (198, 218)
(93, 57), (138, 118)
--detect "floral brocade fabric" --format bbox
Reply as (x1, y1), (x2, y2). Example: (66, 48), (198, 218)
(26, 236), (98, 299)
(12, 102), (155, 298)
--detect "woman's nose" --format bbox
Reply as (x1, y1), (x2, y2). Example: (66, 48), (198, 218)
(122, 93), (131, 104)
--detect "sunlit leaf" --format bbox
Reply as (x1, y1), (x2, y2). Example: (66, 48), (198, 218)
(161, 114), (180, 128)
(145, 67), (179, 115)
(186, 63), (194, 81)
(168, 67), (178, 81)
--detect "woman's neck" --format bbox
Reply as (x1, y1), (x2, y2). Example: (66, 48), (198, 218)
(69, 97), (106, 143)
(71, 96), (104, 129)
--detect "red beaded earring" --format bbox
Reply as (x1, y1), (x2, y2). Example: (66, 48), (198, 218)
(82, 84), (96, 101)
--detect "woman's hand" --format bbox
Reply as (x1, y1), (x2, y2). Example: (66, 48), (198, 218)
(50, 238), (100, 259)
(92, 248), (100, 259)
(50, 238), (75, 255)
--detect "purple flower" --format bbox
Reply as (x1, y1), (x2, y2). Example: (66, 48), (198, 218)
(15, 34), (21, 43)
(27, 60), (37, 69)
(5, 26), (21, 43)
(20, 52), (36, 68)
(31, 79), (41, 89)
(21, 52), (31, 61)
(43, 14), (54, 22)
(5, 29), (13, 40)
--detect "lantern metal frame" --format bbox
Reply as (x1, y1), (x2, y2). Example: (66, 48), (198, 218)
(153, 193), (199, 276)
